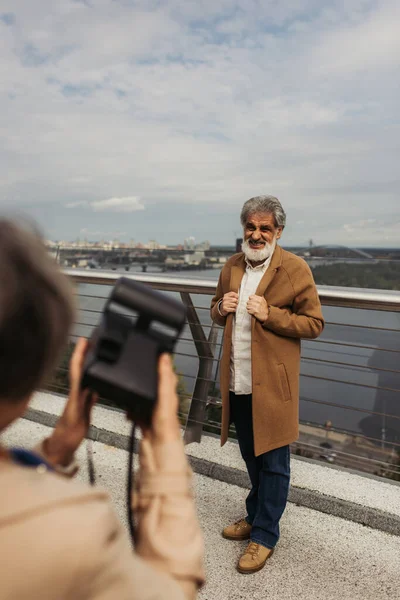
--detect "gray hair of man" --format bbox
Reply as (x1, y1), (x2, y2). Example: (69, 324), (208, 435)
(240, 195), (286, 229)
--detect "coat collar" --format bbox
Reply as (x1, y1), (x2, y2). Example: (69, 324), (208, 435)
(229, 244), (283, 296)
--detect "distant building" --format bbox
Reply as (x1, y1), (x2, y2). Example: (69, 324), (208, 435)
(195, 240), (211, 251)
(184, 251), (205, 265)
(184, 236), (196, 250)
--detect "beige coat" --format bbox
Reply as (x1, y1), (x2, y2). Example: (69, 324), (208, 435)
(0, 438), (204, 600)
(211, 245), (324, 456)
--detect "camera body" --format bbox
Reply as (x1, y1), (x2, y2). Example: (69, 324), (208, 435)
(81, 277), (186, 426)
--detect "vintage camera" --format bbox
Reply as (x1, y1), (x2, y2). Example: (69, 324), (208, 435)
(81, 277), (186, 426)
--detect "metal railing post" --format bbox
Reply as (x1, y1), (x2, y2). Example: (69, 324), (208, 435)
(180, 292), (218, 444)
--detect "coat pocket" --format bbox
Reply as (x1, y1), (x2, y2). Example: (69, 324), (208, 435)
(277, 363), (291, 402)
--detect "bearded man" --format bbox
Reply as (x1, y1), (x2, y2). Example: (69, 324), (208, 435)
(210, 195), (324, 574)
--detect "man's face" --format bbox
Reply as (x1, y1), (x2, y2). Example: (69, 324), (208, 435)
(243, 213), (282, 253)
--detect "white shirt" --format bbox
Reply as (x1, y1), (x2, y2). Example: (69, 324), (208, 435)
(229, 256), (272, 394)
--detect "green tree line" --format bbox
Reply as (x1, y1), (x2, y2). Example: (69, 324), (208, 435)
(311, 262), (400, 290)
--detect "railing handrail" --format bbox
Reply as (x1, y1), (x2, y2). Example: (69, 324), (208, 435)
(65, 268), (400, 311)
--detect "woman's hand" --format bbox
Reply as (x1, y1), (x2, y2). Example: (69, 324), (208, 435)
(140, 354), (181, 445)
(43, 338), (97, 467)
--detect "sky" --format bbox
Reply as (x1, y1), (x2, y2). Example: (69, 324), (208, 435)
(0, 0), (399, 247)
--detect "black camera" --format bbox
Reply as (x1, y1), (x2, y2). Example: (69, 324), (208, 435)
(81, 277), (186, 426)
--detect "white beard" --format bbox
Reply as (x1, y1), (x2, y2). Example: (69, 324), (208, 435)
(241, 238), (276, 263)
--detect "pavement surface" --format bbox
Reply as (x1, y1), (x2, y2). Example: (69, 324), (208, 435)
(2, 417), (400, 600)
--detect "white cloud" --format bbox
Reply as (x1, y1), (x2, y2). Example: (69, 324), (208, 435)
(65, 196), (144, 212)
(90, 196), (144, 212)
(309, 0), (400, 75)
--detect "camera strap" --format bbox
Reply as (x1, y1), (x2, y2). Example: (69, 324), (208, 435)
(127, 422), (137, 546)
(86, 423), (137, 547)
(86, 439), (96, 486)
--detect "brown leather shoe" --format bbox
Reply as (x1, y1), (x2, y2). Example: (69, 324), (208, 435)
(237, 542), (274, 574)
(222, 519), (252, 541)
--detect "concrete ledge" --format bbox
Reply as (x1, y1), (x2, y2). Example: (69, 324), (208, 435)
(25, 405), (400, 537)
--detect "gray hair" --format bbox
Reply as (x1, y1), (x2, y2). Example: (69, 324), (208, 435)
(240, 195), (286, 229)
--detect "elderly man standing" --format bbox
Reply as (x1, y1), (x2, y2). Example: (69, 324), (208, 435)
(210, 195), (324, 574)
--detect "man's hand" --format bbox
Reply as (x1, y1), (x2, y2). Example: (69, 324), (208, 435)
(43, 338), (97, 467)
(246, 295), (269, 323)
(220, 292), (239, 317)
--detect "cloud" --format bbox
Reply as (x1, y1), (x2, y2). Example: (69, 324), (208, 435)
(90, 196), (145, 212)
(309, 1), (400, 76)
(0, 0), (399, 245)
(65, 196), (145, 212)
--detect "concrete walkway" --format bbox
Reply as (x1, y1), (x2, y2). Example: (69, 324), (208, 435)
(2, 417), (399, 600)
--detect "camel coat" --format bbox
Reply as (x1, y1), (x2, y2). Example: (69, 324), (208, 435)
(211, 245), (324, 456)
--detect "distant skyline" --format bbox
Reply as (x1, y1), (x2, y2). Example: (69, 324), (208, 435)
(1, 0), (399, 247)
(47, 235), (400, 250)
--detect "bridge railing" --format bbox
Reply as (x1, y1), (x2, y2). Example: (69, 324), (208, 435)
(45, 269), (400, 481)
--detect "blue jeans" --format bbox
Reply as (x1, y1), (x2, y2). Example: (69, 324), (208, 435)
(230, 392), (291, 550)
